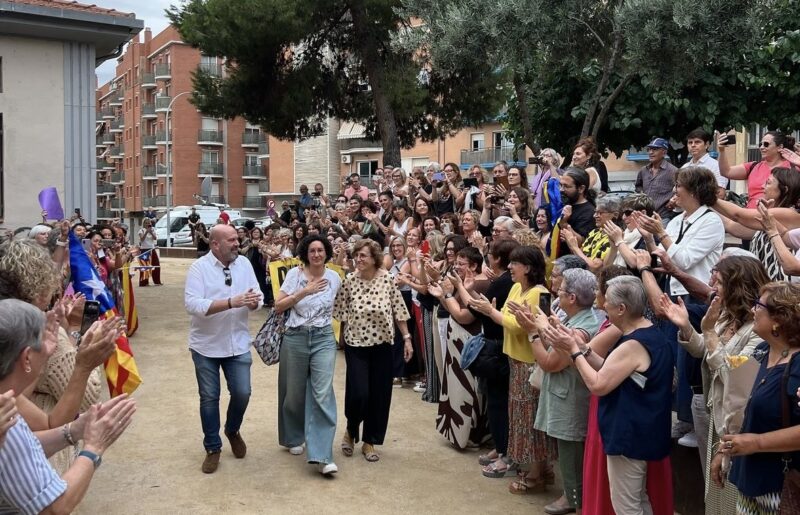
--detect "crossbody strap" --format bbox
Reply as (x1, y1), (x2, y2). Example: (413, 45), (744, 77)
(781, 352), (798, 471)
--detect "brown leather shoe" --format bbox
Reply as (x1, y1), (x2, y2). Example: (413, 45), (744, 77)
(202, 451), (220, 474)
(225, 431), (247, 459)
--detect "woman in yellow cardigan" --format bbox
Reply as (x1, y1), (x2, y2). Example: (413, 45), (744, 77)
(469, 245), (554, 495)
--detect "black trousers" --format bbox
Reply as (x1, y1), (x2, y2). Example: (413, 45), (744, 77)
(344, 344), (393, 445)
(485, 366), (510, 455)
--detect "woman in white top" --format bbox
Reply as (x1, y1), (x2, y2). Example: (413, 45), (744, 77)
(275, 235), (342, 476)
(572, 138), (603, 195)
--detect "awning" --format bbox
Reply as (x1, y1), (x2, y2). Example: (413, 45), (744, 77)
(337, 121), (368, 140)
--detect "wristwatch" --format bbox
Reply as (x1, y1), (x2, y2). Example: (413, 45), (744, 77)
(570, 351), (584, 362)
(402, 334), (412, 341)
(78, 450), (102, 469)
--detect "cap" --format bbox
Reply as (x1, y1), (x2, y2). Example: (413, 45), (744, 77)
(646, 138), (669, 150)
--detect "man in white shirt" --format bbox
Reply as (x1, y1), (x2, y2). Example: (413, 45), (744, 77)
(682, 128), (727, 198)
(184, 224), (262, 473)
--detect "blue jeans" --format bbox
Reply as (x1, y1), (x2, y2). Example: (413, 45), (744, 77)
(278, 325), (337, 464)
(191, 350), (252, 452)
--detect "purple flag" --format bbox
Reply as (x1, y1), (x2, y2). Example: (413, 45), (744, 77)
(38, 187), (64, 220)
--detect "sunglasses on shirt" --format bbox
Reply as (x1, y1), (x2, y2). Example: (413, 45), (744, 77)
(223, 267), (232, 287)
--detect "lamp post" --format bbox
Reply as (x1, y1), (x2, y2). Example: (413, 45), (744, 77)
(164, 91), (191, 247)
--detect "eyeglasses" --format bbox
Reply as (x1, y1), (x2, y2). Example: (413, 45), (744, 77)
(223, 267), (232, 287)
(753, 299), (770, 311)
(760, 141), (772, 148)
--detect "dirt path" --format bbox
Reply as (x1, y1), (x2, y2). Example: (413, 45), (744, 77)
(76, 258), (550, 514)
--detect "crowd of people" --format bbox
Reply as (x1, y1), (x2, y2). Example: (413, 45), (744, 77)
(3, 127), (800, 514)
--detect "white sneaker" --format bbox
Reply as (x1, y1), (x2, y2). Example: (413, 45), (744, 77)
(678, 431), (699, 448)
(671, 420), (693, 439)
(412, 384), (426, 393)
(288, 443), (305, 455)
(318, 462), (338, 476)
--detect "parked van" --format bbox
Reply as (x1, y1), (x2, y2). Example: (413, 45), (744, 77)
(155, 205), (242, 246)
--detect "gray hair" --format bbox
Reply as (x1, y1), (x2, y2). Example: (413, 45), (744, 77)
(494, 216), (515, 231)
(595, 196), (621, 214)
(0, 299), (45, 380)
(562, 268), (597, 308)
(721, 247), (757, 260)
(553, 254), (587, 274)
(427, 162), (441, 172)
(605, 276), (647, 317)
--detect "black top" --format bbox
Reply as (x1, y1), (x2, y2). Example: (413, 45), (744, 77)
(470, 271), (514, 340)
(556, 201), (596, 256)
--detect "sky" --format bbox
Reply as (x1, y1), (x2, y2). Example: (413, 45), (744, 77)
(95, 0), (175, 85)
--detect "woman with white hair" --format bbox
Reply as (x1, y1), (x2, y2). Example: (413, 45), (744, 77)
(28, 224), (52, 247)
(555, 276), (673, 514)
(529, 148), (563, 211)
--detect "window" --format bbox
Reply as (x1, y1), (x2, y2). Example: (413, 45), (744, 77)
(201, 117), (219, 131)
(493, 131), (513, 149)
(357, 160), (379, 182)
(245, 154), (259, 166)
(201, 151), (219, 163)
(470, 133), (485, 151)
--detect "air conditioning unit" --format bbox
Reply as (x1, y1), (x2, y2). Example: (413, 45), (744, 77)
(341, 155), (352, 164)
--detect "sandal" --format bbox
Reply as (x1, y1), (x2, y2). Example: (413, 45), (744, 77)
(362, 443), (379, 462)
(509, 476), (546, 495)
(482, 458), (514, 478)
(478, 450), (500, 466)
(341, 432), (354, 457)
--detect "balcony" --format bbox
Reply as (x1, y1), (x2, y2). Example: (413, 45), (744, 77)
(96, 208), (113, 220)
(242, 164), (267, 179)
(242, 131), (265, 148)
(155, 164), (168, 177)
(110, 172), (124, 185)
(108, 89), (123, 107)
(109, 118), (124, 133)
(96, 183), (115, 196)
(339, 137), (382, 153)
(96, 135), (108, 148)
(258, 140), (270, 156)
(199, 62), (222, 77)
(99, 107), (115, 119)
(142, 165), (158, 180)
(140, 72), (156, 88)
(258, 180), (270, 195)
(208, 195), (225, 204)
(155, 96), (172, 112)
(97, 157), (115, 170)
(143, 195), (167, 208)
(142, 134), (157, 149)
(155, 131), (171, 145)
(198, 162), (224, 177)
(197, 129), (223, 145)
(109, 144), (125, 159)
(242, 196), (264, 210)
(111, 198), (125, 211)
(154, 63), (171, 80)
(101, 131), (115, 144)
(141, 103), (157, 119)
(460, 146), (519, 166)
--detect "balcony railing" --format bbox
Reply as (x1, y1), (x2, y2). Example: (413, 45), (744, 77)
(198, 62), (222, 77)
(96, 158), (106, 169)
(198, 162), (224, 176)
(242, 196), (264, 209)
(109, 144), (125, 158)
(141, 103), (156, 118)
(143, 195), (167, 208)
(197, 130), (223, 145)
(96, 183), (115, 195)
(142, 165), (158, 179)
(242, 164), (267, 178)
(110, 172), (124, 184)
(140, 72), (156, 87)
(242, 132), (265, 146)
(155, 164), (168, 177)
(154, 63), (171, 80)
(111, 198), (125, 210)
(102, 131), (115, 144)
(109, 88), (123, 106)
(142, 134), (157, 148)
(339, 138), (382, 152)
(459, 146), (519, 166)
(258, 180), (270, 194)
(97, 158), (114, 170)
(155, 96), (172, 112)
(96, 135), (108, 147)
(155, 131), (171, 144)
(110, 118), (124, 132)
(258, 140), (270, 156)
(96, 208), (113, 219)
(99, 107), (115, 119)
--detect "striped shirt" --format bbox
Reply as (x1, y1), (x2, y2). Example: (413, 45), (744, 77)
(0, 417), (66, 514)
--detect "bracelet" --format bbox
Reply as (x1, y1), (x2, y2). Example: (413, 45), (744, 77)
(56, 240), (68, 247)
(658, 233), (670, 240)
(444, 293), (454, 299)
(638, 266), (653, 274)
(614, 241), (624, 247)
(583, 347), (593, 359)
(227, 298), (232, 309)
(768, 233), (780, 241)
(570, 351), (584, 362)
(62, 423), (76, 446)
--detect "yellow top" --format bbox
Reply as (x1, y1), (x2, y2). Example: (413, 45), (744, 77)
(501, 283), (549, 363)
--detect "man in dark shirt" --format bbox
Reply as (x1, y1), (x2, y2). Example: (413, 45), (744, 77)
(188, 207), (201, 244)
(552, 167), (596, 257)
(635, 137), (678, 221)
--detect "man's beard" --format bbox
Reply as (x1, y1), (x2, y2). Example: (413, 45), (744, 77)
(561, 192), (578, 205)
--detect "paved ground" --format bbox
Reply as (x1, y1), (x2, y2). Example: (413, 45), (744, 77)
(76, 257), (551, 514)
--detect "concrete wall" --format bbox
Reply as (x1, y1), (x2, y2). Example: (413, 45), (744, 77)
(0, 35), (65, 229)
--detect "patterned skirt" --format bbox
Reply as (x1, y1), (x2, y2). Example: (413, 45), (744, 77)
(435, 320), (489, 449)
(421, 307), (440, 404)
(736, 491), (781, 515)
(507, 357), (557, 465)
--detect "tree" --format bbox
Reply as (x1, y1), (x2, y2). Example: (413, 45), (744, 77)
(167, 0), (504, 167)
(405, 0), (778, 159)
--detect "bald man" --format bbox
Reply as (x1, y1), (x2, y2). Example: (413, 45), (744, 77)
(184, 224), (262, 473)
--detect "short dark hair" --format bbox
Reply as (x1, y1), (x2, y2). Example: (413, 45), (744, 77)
(676, 166), (718, 207)
(489, 239), (519, 268)
(362, 199), (379, 214)
(296, 234), (333, 265)
(349, 173), (360, 179)
(379, 191), (394, 201)
(509, 245), (546, 285)
(686, 128), (712, 143)
(457, 246), (483, 272)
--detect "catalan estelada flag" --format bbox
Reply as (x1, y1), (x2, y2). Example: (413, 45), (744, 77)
(121, 261), (139, 336)
(69, 232), (142, 396)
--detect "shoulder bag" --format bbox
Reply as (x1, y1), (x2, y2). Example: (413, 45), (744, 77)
(252, 309), (288, 365)
(779, 352), (800, 514)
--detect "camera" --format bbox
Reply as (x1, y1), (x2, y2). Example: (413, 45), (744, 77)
(528, 156), (545, 165)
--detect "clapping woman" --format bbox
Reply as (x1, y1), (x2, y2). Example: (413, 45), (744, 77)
(275, 235), (341, 475)
(333, 239), (412, 462)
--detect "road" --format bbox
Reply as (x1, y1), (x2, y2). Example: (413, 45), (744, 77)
(77, 257), (550, 514)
